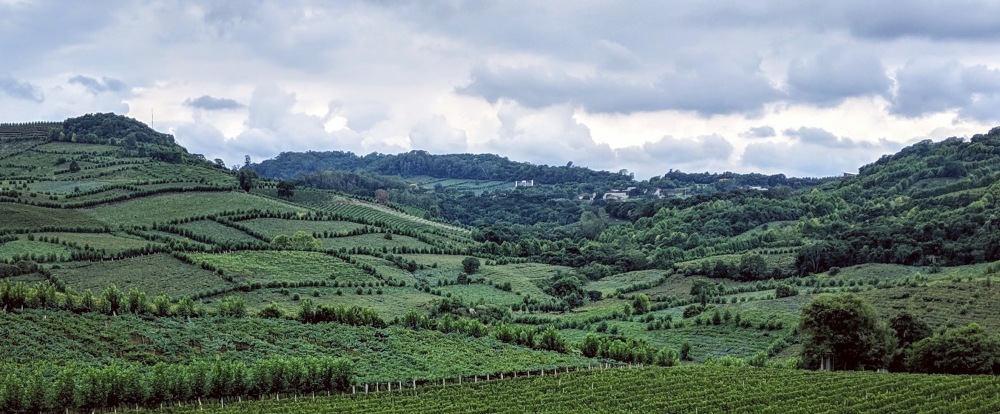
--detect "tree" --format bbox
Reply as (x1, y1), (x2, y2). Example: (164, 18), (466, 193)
(462, 257), (481, 274)
(738, 254), (767, 281)
(906, 323), (1000, 374)
(774, 283), (798, 298)
(237, 169), (258, 192)
(799, 293), (896, 371)
(680, 341), (693, 361)
(888, 311), (932, 371)
(276, 180), (295, 198)
(375, 189), (390, 203)
(632, 293), (651, 314)
(272, 231), (322, 250)
(690, 279), (721, 305)
(68, 160), (80, 173)
(537, 326), (568, 353)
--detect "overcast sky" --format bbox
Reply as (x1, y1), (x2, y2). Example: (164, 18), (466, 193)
(3, 0), (1000, 178)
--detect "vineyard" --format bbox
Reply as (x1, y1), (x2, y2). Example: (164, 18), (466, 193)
(138, 366), (1000, 413)
(3, 114), (1000, 413)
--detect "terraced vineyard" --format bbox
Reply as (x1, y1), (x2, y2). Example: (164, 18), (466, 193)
(141, 366), (1000, 413)
(4, 114), (1000, 413)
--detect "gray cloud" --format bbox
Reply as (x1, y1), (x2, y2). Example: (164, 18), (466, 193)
(842, 1), (1000, 40)
(184, 95), (245, 111)
(784, 127), (873, 149)
(787, 48), (891, 106)
(408, 115), (468, 154)
(483, 103), (616, 170)
(0, 75), (44, 102)
(741, 126), (776, 139)
(638, 134), (734, 163)
(892, 61), (1000, 122)
(459, 58), (782, 116)
(69, 75), (127, 95)
(742, 126), (904, 177)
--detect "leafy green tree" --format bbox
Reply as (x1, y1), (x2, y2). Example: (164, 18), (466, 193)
(655, 347), (679, 367)
(271, 231), (322, 250)
(237, 169), (257, 192)
(538, 326), (568, 353)
(889, 311), (933, 371)
(799, 293), (895, 371)
(259, 302), (284, 318)
(690, 279), (721, 305)
(276, 180), (295, 198)
(102, 284), (125, 315)
(581, 334), (601, 358)
(774, 283), (798, 298)
(906, 323), (1000, 374)
(217, 295), (247, 318)
(680, 341), (693, 361)
(738, 254), (767, 281)
(462, 257), (481, 274)
(632, 293), (651, 314)
(68, 160), (80, 173)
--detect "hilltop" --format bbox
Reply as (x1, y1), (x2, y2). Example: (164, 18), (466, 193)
(1, 113), (999, 412)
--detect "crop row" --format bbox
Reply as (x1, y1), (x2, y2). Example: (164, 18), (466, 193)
(130, 366), (1000, 414)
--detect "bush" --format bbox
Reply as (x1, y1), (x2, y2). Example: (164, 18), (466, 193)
(462, 257), (481, 274)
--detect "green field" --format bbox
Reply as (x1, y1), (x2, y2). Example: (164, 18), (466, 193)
(238, 218), (366, 239)
(0, 203), (106, 230)
(41, 231), (162, 253)
(176, 220), (261, 244)
(586, 270), (665, 296)
(0, 238), (74, 261)
(83, 192), (303, 227)
(323, 233), (434, 252)
(53, 253), (231, 297)
(188, 251), (372, 283)
(137, 366), (1000, 414)
(227, 286), (441, 320)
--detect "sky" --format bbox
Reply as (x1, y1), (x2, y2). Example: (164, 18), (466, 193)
(2, 1), (1000, 179)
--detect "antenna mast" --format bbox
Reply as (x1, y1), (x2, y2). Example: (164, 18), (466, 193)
(151, 109), (154, 129)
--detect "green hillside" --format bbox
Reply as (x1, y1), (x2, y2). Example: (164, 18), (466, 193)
(1, 115), (999, 413)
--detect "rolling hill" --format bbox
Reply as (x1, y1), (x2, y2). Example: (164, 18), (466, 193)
(1, 114), (998, 413)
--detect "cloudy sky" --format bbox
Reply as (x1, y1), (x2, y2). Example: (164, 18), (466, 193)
(3, 0), (1000, 178)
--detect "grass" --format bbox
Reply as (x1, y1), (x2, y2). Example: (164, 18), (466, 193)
(28, 180), (113, 194)
(237, 218), (366, 239)
(53, 253), (230, 298)
(323, 233), (434, 252)
(586, 270), (665, 296)
(0, 202), (106, 230)
(227, 286), (440, 320)
(188, 251), (372, 284)
(83, 192), (304, 227)
(477, 262), (568, 302)
(175, 220), (261, 244)
(436, 283), (525, 307)
(40, 232), (162, 254)
(0, 238), (74, 261)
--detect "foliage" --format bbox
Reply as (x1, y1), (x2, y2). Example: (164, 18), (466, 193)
(906, 323), (1000, 374)
(271, 231), (323, 251)
(237, 169), (257, 192)
(276, 180), (295, 198)
(461, 257), (480, 274)
(799, 293), (896, 371)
